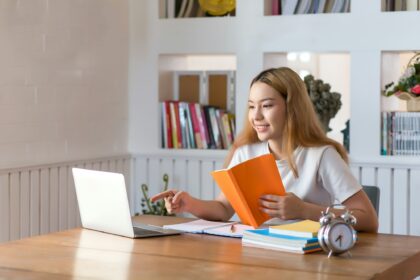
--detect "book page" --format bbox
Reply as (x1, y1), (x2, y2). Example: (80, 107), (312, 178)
(203, 223), (253, 238)
(163, 219), (235, 233)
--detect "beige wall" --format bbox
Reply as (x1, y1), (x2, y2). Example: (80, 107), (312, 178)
(0, 0), (129, 169)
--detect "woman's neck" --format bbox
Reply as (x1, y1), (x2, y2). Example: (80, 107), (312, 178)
(267, 140), (286, 160)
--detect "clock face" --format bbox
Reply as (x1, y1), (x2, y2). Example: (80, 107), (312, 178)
(328, 222), (355, 252)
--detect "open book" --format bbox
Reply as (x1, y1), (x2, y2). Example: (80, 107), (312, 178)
(163, 219), (253, 238)
(211, 154), (285, 228)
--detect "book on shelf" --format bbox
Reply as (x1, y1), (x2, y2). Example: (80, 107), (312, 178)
(196, 103), (210, 149)
(271, 0), (280, 15)
(163, 219), (253, 238)
(385, 0), (396, 11)
(178, 102), (189, 148)
(161, 101), (235, 150)
(309, 0), (320, 13)
(406, 0), (419, 10)
(166, 0), (175, 18)
(331, 0), (344, 13)
(161, 102), (172, 148)
(276, 0), (350, 15)
(395, 0), (407, 11)
(169, 101), (181, 148)
(324, 0), (336, 13)
(206, 106), (223, 149)
(211, 154), (285, 228)
(381, 111), (420, 156)
(184, 102), (197, 148)
(188, 103), (203, 149)
(296, 0), (312, 14)
(281, 0), (299, 14)
(269, 219), (321, 238)
(317, 0), (327, 13)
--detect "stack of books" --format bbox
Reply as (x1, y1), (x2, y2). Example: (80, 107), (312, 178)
(161, 101), (235, 150)
(381, 111), (420, 156)
(242, 220), (322, 254)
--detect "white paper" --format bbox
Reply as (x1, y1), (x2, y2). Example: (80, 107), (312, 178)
(163, 219), (252, 237)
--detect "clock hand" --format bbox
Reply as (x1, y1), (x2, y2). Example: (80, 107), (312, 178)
(335, 234), (343, 247)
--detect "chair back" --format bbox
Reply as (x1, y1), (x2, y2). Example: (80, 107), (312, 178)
(363, 185), (380, 215)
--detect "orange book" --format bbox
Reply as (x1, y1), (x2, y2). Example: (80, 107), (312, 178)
(211, 154), (285, 228)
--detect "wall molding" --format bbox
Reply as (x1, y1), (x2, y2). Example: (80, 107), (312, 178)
(1, 153), (419, 244)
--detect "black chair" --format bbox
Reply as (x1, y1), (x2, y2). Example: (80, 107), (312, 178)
(362, 185), (380, 215)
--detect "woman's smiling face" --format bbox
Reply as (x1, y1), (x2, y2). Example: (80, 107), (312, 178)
(248, 82), (287, 143)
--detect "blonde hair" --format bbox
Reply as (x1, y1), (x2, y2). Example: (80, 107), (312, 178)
(225, 67), (348, 177)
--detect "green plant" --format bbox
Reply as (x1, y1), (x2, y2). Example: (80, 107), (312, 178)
(137, 174), (173, 216)
(304, 74), (342, 132)
(383, 53), (420, 97)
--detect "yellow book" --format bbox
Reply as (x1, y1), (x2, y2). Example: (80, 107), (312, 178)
(269, 220), (320, 238)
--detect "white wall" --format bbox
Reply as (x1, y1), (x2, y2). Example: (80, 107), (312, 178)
(0, 0), (129, 169)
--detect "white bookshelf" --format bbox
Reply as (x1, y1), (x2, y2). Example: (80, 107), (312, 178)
(128, 0), (420, 236)
(128, 0), (420, 162)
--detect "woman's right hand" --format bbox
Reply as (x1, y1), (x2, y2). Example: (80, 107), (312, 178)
(150, 189), (192, 214)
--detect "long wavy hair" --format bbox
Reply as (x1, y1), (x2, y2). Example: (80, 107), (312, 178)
(224, 67), (348, 177)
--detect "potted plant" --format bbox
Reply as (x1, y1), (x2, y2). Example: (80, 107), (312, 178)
(136, 174), (173, 216)
(383, 52), (420, 112)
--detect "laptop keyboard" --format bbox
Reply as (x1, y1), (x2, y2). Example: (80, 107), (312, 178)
(133, 227), (162, 236)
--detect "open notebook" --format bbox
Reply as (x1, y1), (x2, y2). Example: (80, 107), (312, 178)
(163, 219), (253, 238)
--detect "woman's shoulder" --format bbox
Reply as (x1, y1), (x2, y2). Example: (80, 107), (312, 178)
(298, 145), (340, 160)
(235, 142), (269, 159)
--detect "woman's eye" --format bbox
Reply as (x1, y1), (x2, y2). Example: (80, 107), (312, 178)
(248, 105), (255, 109)
(263, 104), (273, 108)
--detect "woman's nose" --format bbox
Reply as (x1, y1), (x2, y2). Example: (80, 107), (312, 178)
(253, 107), (263, 120)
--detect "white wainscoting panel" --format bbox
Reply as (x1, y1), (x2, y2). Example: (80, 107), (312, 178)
(0, 156), (131, 243)
(132, 153), (226, 216)
(350, 161), (420, 236)
(134, 153), (420, 236)
(2, 153), (419, 243)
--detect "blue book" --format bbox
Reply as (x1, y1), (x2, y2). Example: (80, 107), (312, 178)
(243, 229), (318, 246)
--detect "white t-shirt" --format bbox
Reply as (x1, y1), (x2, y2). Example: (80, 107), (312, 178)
(228, 141), (361, 206)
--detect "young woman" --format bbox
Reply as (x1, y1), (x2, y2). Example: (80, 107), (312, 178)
(151, 67), (378, 233)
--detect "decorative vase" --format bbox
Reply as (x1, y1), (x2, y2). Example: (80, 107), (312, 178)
(395, 91), (420, 112)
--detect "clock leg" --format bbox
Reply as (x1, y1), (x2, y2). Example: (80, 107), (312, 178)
(328, 250), (333, 258)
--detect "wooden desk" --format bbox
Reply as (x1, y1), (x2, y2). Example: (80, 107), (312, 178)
(0, 215), (419, 279)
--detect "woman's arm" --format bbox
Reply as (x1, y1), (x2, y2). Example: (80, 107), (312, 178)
(150, 190), (235, 221)
(301, 190), (378, 232)
(150, 147), (238, 221)
(260, 190), (379, 233)
(186, 193), (235, 221)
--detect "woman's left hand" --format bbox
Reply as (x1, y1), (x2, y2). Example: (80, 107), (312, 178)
(259, 192), (306, 220)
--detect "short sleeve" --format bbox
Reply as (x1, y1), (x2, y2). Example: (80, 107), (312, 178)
(318, 147), (362, 203)
(227, 147), (242, 169)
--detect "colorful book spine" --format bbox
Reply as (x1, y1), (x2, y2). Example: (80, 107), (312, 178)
(381, 111), (420, 156)
(200, 107), (211, 149)
(178, 102), (188, 148)
(195, 103), (209, 149)
(183, 102), (196, 149)
(169, 102), (179, 149)
(189, 103), (203, 149)
(203, 106), (216, 149)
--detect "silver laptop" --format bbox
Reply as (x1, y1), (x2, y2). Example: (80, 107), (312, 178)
(72, 168), (181, 238)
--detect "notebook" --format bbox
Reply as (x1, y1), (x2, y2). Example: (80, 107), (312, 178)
(72, 168), (181, 238)
(163, 219), (253, 238)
